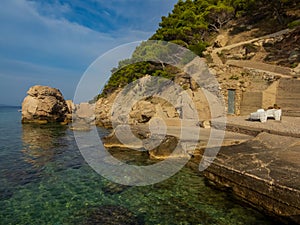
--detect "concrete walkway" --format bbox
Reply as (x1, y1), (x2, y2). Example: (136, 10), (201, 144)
(225, 116), (300, 137)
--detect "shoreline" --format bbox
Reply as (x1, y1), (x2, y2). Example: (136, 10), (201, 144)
(102, 116), (300, 224)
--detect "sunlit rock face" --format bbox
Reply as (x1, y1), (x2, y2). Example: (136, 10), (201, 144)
(21, 85), (69, 124)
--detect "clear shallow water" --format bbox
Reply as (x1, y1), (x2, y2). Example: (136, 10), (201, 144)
(0, 106), (280, 225)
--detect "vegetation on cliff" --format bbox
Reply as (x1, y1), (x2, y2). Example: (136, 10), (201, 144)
(94, 0), (299, 100)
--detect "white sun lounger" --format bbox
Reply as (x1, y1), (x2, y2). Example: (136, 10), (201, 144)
(249, 109), (282, 122)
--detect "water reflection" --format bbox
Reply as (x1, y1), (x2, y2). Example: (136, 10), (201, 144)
(22, 124), (68, 168)
(0, 124), (68, 191)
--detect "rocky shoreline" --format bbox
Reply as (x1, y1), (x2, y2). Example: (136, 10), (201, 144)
(21, 85), (300, 224)
(21, 85), (96, 130)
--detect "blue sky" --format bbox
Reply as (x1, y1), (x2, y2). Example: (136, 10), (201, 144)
(0, 0), (177, 105)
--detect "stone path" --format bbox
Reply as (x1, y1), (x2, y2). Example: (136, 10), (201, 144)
(209, 28), (295, 77)
(212, 28), (291, 56)
(226, 60), (293, 77)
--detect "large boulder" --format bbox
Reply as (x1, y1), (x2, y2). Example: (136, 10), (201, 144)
(21, 85), (69, 124)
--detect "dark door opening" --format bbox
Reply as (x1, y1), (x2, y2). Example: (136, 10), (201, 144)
(228, 89), (236, 114)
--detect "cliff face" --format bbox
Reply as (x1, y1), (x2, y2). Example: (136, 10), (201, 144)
(94, 58), (225, 129)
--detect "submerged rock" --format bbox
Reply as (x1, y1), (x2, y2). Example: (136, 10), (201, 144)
(102, 182), (128, 195)
(103, 127), (185, 159)
(21, 85), (69, 124)
(69, 123), (91, 131)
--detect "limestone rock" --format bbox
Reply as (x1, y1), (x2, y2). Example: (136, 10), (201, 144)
(66, 100), (75, 113)
(292, 63), (300, 76)
(148, 135), (179, 159)
(22, 85), (69, 124)
(102, 128), (182, 160)
(129, 100), (156, 123)
(214, 34), (228, 48)
(69, 122), (91, 131)
(74, 103), (95, 123)
(94, 60), (217, 128)
(94, 91), (120, 128)
(102, 128), (147, 149)
(289, 50), (300, 62)
(65, 100), (75, 123)
(69, 102), (96, 130)
(163, 106), (178, 118)
(198, 120), (211, 128)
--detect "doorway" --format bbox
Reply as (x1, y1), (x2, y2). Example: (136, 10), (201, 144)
(228, 89), (236, 114)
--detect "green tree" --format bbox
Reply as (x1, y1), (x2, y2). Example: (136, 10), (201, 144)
(204, 2), (235, 32)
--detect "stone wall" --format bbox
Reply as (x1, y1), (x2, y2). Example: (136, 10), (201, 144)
(240, 92), (263, 115)
(262, 81), (278, 110)
(276, 78), (300, 116)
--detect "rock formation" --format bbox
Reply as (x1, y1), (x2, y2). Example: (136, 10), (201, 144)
(94, 58), (218, 129)
(66, 100), (75, 114)
(21, 85), (69, 124)
(129, 100), (156, 124)
(95, 90), (120, 128)
(65, 100), (75, 123)
(148, 135), (179, 159)
(70, 102), (95, 131)
(102, 127), (185, 159)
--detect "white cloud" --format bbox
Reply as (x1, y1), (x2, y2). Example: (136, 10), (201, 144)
(0, 0), (155, 104)
(0, 0), (149, 68)
(0, 0), (177, 104)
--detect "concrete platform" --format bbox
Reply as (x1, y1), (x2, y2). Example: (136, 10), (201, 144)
(202, 117), (300, 224)
(224, 116), (300, 138)
(103, 117), (300, 223)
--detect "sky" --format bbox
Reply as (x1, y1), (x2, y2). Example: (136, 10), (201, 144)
(0, 0), (178, 105)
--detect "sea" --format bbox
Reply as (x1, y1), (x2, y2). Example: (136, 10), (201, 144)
(0, 106), (282, 225)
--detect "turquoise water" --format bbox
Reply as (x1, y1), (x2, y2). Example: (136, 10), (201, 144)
(0, 106), (281, 225)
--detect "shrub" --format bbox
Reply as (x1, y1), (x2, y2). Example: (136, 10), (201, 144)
(288, 20), (300, 29)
